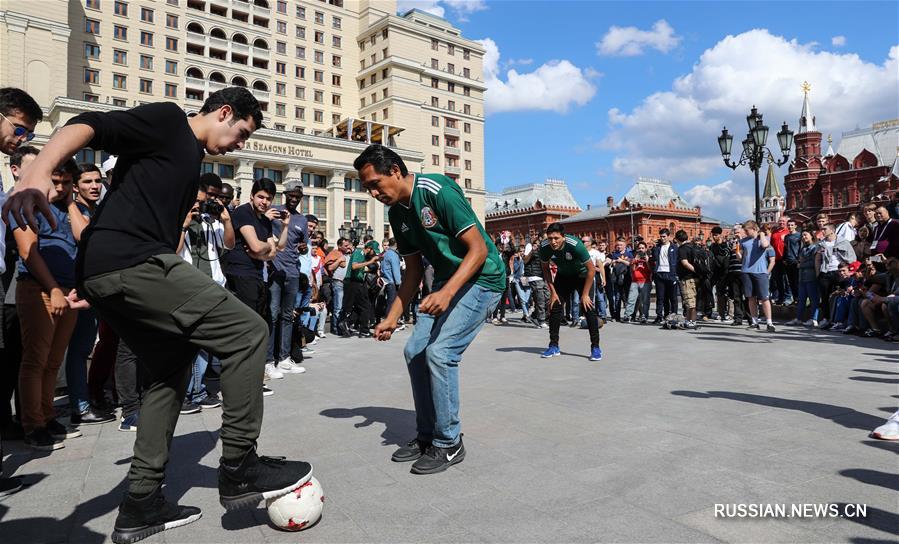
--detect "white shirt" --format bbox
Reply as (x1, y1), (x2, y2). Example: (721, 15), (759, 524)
(834, 222), (856, 244)
(179, 220), (227, 286)
(658, 242), (671, 272)
(331, 253), (348, 281)
(523, 242), (543, 282)
(588, 248), (603, 267)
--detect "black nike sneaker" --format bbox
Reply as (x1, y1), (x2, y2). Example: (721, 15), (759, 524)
(410, 438), (466, 475)
(110, 486), (201, 544)
(218, 447), (313, 511)
(391, 437), (430, 462)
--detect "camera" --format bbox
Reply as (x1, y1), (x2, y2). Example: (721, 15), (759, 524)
(199, 200), (224, 216)
(636, 251), (647, 260)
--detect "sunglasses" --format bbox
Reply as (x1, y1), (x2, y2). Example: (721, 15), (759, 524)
(0, 112), (36, 142)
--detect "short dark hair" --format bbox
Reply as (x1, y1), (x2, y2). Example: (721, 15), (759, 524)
(387, 237), (396, 247)
(616, 237), (625, 242)
(353, 144), (408, 177)
(659, 228), (670, 236)
(251, 177), (276, 197)
(9, 145), (39, 167)
(75, 163), (102, 183)
(546, 222), (565, 235)
(711, 226), (723, 235)
(199, 87), (263, 129)
(0, 88), (43, 124)
(336, 237), (348, 246)
(199, 172), (223, 191)
(306, 214), (319, 224)
(674, 229), (688, 243)
(220, 182), (234, 195)
(52, 158), (79, 178)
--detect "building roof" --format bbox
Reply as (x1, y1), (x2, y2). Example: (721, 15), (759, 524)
(701, 215), (724, 225)
(835, 118), (899, 167)
(486, 178), (580, 214)
(799, 81), (816, 133)
(762, 161), (783, 198)
(621, 177), (692, 208)
(558, 206), (612, 224)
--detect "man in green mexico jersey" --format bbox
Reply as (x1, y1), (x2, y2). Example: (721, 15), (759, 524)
(354, 144), (505, 475)
(539, 223), (603, 361)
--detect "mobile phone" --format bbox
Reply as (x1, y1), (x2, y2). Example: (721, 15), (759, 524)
(280, 210), (289, 220)
(870, 254), (883, 263)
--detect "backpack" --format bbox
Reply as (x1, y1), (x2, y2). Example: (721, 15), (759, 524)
(690, 244), (712, 277)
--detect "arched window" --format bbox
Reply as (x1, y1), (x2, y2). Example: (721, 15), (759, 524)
(252, 80), (269, 91)
(209, 71), (226, 83)
(186, 67), (204, 79)
(253, 38), (269, 50)
(231, 76), (247, 87)
(210, 28), (227, 40)
(186, 22), (205, 34)
(232, 33), (248, 45)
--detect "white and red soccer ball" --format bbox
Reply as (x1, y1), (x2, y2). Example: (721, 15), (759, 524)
(266, 476), (325, 531)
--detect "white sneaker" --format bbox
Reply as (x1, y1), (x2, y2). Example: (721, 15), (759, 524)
(316, 331), (326, 338)
(264, 362), (284, 380)
(786, 318), (801, 326)
(301, 346), (315, 354)
(277, 358), (306, 374)
(803, 319), (818, 327)
(491, 318), (501, 325)
(396, 323), (407, 331)
(871, 410), (899, 440)
(818, 319), (830, 329)
(262, 385), (274, 397)
(539, 322), (549, 329)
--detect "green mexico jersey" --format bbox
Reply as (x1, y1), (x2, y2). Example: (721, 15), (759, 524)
(389, 173), (506, 293)
(539, 235), (591, 278)
(347, 248), (366, 281)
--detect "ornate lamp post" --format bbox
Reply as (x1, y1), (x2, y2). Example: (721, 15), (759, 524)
(717, 106), (794, 224)
(338, 215), (364, 243)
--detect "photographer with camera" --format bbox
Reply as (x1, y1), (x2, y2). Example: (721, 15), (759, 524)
(624, 241), (652, 323)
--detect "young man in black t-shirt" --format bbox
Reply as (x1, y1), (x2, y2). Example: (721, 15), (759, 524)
(3, 88), (313, 543)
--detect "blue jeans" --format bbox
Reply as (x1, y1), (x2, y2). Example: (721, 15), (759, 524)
(65, 308), (98, 414)
(403, 282), (501, 448)
(596, 288), (609, 319)
(267, 273), (299, 363)
(330, 280), (344, 331)
(185, 350), (213, 403)
(570, 291), (581, 321)
(513, 281), (531, 313)
(796, 280), (819, 321)
(295, 285), (313, 327)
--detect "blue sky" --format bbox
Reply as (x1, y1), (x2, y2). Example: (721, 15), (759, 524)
(396, 1), (899, 222)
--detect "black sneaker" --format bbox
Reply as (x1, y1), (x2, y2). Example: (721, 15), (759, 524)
(391, 437), (429, 462)
(198, 395), (221, 409)
(71, 407), (116, 426)
(766, 323), (776, 332)
(410, 439), (466, 475)
(180, 402), (201, 415)
(111, 486), (202, 544)
(46, 419), (83, 440)
(731, 320), (743, 326)
(262, 386), (274, 397)
(0, 476), (23, 498)
(652, 317), (663, 324)
(24, 428), (64, 451)
(218, 447), (313, 511)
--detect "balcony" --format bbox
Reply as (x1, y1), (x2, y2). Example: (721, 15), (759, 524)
(186, 31), (205, 46)
(208, 80), (227, 92)
(251, 88), (270, 101)
(185, 76), (205, 90)
(444, 144), (460, 157)
(186, 0), (206, 12)
(443, 126), (460, 137)
(252, 46), (269, 59)
(231, 42), (249, 55)
(251, 3), (270, 16)
(209, 0), (228, 9)
(209, 36), (228, 51)
(444, 165), (461, 175)
(186, 43), (205, 57)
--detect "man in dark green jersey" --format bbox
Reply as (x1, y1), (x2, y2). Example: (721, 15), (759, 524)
(354, 144), (504, 475)
(539, 223), (603, 361)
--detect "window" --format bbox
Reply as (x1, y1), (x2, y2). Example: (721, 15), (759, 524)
(139, 30), (152, 46)
(463, 48), (470, 60)
(114, 25), (127, 40)
(112, 98), (127, 107)
(463, 86), (470, 96)
(431, 77), (439, 89)
(382, 88), (388, 99)
(464, 141), (471, 152)
(140, 7), (153, 22)
(296, 5), (305, 18)
(447, 63), (454, 74)
(275, 82), (286, 95)
(84, 68), (99, 84)
(276, 21), (287, 34)
(463, 104), (470, 115)
(85, 18), (100, 34)
(295, 65), (305, 78)
(382, 108), (388, 119)
(360, 97), (365, 107)
(139, 54), (152, 69)
(382, 68), (389, 79)
(294, 106), (305, 119)
(343, 198), (352, 221)
(332, 74), (341, 86)
(448, 44), (454, 55)
(276, 41), (286, 54)
(113, 73), (127, 89)
(314, 70), (323, 83)
(86, 0), (100, 9)
(165, 83), (177, 97)
(370, 54), (376, 65)
(464, 178), (472, 189)
(166, 13), (178, 28)
(275, 103), (286, 116)
(447, 82), (455, 93)
(295, 86), (305, 99)
(218, 164), (234, 179)
(432, 155), (439, 166)
(431, 38), (438, 51)
(276, 62), (286, 74)
(114, 1), (128, 16)
(276, 0), (287, 14)
(84, 93), (100, 103)
(165, 59), (177, 74)
(314, 11), (324, 24)
(464, 122), (471, 133)
(332, 55), (341, 68)
(314, 110), (323, 122)
(382, 48), (388, 60)
(356, 200), (367, 221)
(431, 135), (439, 146)
(296, 46), (306, 59)
(431, 58), (438, 69)
(85, 43), (101, 59)
(139, 78), (152, 93)
(332, 35), (341, 48)
(431, 96), (438, 107)
(314, 31), (324, 44)
(370, 92), (376, 103)
(314, 50), (323, 63)
(463, 67), (470, 78)
(332, 94), (341, 106)
(431, 116), (439, 127)
(166, 36), (178, 51)
(313, 90), (323, 103)
(464, 160), (471, 170)
(382, 28), (388, 39)
(333, 16), (341, 29)
(448, 100), (455, 111)
(295, 26), (305, 39)
(167, 0), (178, 4)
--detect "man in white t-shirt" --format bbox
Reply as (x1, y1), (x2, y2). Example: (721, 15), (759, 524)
(582, 236), (609, 320)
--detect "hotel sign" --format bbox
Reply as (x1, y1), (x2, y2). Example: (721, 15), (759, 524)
(250, 141), (313, 158)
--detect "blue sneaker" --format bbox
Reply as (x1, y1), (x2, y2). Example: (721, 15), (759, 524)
(119, 413), (139, 432)
(541, 346), (561, 358)
(589, 347), (603, 361)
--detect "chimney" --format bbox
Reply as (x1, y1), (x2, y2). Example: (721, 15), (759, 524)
(586, 204), (591, 210)
(606, 196), (614, 207)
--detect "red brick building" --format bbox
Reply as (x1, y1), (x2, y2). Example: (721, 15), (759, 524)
(485, 179), (581, 244)
(784, 86), (899, 225)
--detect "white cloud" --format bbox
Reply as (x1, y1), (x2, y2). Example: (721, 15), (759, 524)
(683, 179), (755, 221)
(477, 38), (598, 114)
(443, 0), (487, 14)
(504, 58), (534, 69)
(396, 0), (486, 20)
(597, 20), (681, 56)
(832, 35), (847, 47)
(602, 29), (899, 185)
(396, 0), (444, 17)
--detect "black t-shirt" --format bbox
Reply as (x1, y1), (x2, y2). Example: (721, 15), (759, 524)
(72, 102), (205, 280)
(677, 244), (696, 280)
(226, 203), (272, 279)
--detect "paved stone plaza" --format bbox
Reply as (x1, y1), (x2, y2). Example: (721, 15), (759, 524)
(1, 316), (896, 543)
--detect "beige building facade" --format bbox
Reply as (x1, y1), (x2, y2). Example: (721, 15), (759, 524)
(0, 0), (486, 241)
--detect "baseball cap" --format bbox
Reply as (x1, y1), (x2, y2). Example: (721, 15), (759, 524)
(364, 240), (380, 254)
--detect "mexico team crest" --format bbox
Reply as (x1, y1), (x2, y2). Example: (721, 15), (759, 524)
(420, 206), (438, 228)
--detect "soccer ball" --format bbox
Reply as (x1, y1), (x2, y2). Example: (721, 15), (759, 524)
(266, 477), (325, 531)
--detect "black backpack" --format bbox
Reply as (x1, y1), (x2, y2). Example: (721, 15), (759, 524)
(690, 245), (712, 277)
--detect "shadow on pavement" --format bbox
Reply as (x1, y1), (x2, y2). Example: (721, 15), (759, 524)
(849, 376), (899, 384)
(838, 468), (899, 492)
(319, 406), (416, 446)
(853, 369), (899, 375)
(860, 440), (899, 455)
(670, 390), (883, 431)
(836, 504), (899, 538)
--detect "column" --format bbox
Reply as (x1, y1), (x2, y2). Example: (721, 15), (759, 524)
(284, 163), (303, 187)
(326, 169), (347, 241)
(346, 118), (354, 141)
(234, 159), (255, 205)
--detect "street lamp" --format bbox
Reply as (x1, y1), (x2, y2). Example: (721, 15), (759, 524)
(718, 105), (793, 224)
(338, 215), (364, 243)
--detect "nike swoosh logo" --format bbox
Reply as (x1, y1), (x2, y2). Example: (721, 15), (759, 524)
(446, 447), (462, 462)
